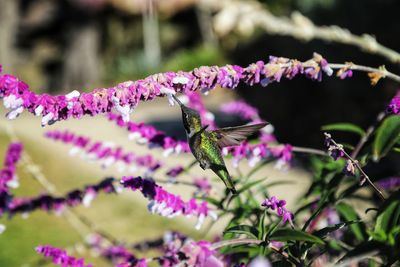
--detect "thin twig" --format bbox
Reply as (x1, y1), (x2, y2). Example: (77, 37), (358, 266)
(291, 146), (328, 156)
(324, 132), (386, 200)
(328, 63), (400, 83)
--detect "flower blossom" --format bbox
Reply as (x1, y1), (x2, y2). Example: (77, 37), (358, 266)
(107, 113), (190, 156)
(0, 143), (23, 193)
(223, 142), (292, 168)
(45, 130), (162, 173)
(324, 133), (344, 160)
(86, 234), (147, 266)
(165, 165), (185, 184)
(386, 91), (400, 115)
(36, 245), (92, 267)
(1, 54), (334, 125)
(180, 240), (224, 267)
(261, 196), (294, 225)
(337, 67), (353, 80)
(120, 176), (216, 229)
(87, 231), (223, 267)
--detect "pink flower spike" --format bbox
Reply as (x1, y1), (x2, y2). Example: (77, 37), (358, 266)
(36, 245), (93, 267)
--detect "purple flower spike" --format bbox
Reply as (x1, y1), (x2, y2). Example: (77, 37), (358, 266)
(261, 196), (294, 226)
(36, 245), (93, 267)
(46, 130), (162, 173)
(0, 53), (338, 125)
(107, 113), (190, 155)
(6, 177), (117, 217)
(0, 142), (23, 194)
(120, 176), (216, 229)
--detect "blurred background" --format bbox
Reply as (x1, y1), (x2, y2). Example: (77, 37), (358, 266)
(0, 0), (399, 265)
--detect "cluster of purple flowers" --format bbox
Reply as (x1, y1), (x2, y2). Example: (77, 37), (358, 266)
(107, 113), (190, 156)
(152, 231), (222, 267)
(86, 231), (222, 267)
(120, 176), (216, 229)
(36, 245), (92, 267)
(336, 65), (353, 80)
(165, 165), (184, 179)
(0, 143), (23, 193)
(0, 54), (333, 126)
(220, 100), (261, 122)
(223, 143), (292, 169)
(0, 143), (23, 233)
(5, 178), (117, 217)
(324, 133), (361, 179)
(261, 196), (294, 225)
(386, 91), (400, 115)
(324, 133), (345, 160)
(45, 130), (162, 173)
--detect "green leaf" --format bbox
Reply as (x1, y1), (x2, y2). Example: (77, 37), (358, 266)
(313, 221), (361, 239)
(322, 123), (366, 137)
(374, 200), (400, 234)
(264, 180), (293, 188)
(336, 203), (365, 241)
(224, 225), (260, 239)
(373, 115), (400, 161)
(236, 178), (265, 195)
(269, 229), (324, 245)
(337, 241), (387, 264)
(258, 211), (267, 239)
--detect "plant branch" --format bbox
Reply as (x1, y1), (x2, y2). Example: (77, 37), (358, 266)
(291, 146), (328, 156)
(324, 132), (386, 200)
(211, 0), (400, 64)
(328, 63), (400, 83)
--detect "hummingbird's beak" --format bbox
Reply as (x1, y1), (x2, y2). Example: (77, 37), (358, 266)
(171, 94), (183, 107)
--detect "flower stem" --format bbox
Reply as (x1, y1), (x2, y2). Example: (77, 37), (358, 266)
(324, 132), (386, 200)
(291, 146), (328, 156)
(328, 63), (400, 83)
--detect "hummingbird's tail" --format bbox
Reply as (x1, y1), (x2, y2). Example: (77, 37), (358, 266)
(213, 165), (237, 195)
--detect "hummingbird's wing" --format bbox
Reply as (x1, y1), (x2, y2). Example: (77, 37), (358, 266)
(212, 122), (268, 148)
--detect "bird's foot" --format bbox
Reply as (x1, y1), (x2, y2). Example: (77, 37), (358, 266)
(200, 161), (210, 170)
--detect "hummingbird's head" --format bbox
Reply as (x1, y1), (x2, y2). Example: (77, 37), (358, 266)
(171, 95), (202, 135)
(181, 105), (201, 135)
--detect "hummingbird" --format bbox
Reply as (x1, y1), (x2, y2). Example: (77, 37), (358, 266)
(171, 94), (268, 194)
